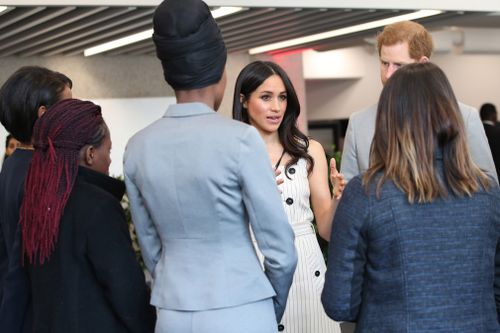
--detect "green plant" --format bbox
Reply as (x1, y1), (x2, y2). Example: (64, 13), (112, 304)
(115, 176), (145, 268)
(120, 193), (145, 267)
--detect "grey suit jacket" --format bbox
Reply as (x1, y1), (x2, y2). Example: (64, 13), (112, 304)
(123, 103), (297, 321)
(341, 102), (498, 182)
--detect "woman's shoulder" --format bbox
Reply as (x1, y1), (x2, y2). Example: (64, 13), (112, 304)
(306, 138), (326, 160)
(307, 138), (322, 151)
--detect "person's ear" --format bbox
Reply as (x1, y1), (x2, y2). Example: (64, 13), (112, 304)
(240, 94), (247, 108)
(37, 105), (47, 118)
(419, 56), (430, 64)
(84, 146), (96, 166)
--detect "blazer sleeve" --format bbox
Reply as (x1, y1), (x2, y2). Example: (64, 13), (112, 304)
(238, 127), (298, 322)
(124, 167), (162, 276)
(321, 176), (368, 322)
(341, 114), (360, 183)
(462, 104), (498, 183)
(495, 242), (500, 322)
(86, 198), (156, 333)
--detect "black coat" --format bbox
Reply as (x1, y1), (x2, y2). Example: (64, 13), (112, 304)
(28, 166), (156, 333)
(0, 149), (33, 333)
(484, 122), (500, 179)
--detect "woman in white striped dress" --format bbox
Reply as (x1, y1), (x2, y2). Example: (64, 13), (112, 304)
(233, 61), (345, 333)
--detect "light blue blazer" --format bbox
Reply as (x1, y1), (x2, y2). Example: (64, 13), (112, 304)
(123, 102), (297, 321)
(341, 102), (498, 183)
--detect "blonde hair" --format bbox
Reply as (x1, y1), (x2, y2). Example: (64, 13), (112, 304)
(364, 63), (490, 203)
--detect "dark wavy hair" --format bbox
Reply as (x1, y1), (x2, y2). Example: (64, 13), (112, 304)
(0, 66), (72, 144)
(232, 61), (313, 176)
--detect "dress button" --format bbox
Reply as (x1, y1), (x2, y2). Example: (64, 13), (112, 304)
(315, 270), (320, 277)
(278, 324), (285, 331)
(289, 167), (295, 174)
(285, 198), (294, 205)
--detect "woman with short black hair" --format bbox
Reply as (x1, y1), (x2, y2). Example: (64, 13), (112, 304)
(0, 66), (72, 333)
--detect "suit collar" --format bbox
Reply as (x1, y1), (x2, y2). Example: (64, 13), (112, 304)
(163, 102), (216, 118)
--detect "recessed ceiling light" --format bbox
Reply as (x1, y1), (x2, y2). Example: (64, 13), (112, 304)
(84, 7), (244, 57)
(249, 10), (442, 55)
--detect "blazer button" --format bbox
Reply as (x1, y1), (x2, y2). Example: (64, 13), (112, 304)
(285, 198), (294, 205)
(278, 324), (285, 331)
(315, 270), (320, 277)
(289, 167), (295, 174)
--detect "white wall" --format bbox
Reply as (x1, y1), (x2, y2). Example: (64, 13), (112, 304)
(306, 45), (500, 121)
(306, 46), (382, 120)
(0, 55), (172, 100)
(218, 51), (251, 118)
(92, 97), (175, 177)
(433, 52), (500, 111)
(0, 97), (175, 175)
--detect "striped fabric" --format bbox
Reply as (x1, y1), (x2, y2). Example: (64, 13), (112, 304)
(275, 159), (341, 333)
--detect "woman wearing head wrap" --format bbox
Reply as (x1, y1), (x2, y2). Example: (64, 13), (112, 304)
(124, 0), (297, 332)
(20, 99), (156, 333)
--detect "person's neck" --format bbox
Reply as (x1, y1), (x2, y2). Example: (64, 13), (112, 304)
(175, 87), (217, 110)
(258, 130), (282, 154)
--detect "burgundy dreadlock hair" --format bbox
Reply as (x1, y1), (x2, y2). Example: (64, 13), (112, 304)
(20, 98), (106, 265)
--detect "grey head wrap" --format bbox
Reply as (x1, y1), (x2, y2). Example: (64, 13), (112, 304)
(153, 0), (227, 90)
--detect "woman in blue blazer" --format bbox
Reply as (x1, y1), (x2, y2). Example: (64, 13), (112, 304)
(123, 1), (297, 332)
(322, 62), (500, 332)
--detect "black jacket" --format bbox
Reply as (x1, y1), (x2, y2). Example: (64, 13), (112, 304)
(28, 166), (156, 333)
(484, 122), (500, 179)
(0, 149), (33, 333)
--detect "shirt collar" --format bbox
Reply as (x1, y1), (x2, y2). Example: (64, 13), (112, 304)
(163, 102), (216, 118)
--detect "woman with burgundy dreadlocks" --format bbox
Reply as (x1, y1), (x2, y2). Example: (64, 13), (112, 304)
(19, 99), (155, 333)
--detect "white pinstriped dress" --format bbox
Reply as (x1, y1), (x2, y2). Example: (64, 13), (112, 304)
(274, 158), (341, 333)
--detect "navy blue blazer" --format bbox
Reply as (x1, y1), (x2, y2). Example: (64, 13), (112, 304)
(322, 169), (500, 332)
(0, 149), (33, 333)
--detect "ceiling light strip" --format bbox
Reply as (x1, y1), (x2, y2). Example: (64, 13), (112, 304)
(249, 9), (442, 55)
(84, 6), (243, 57)
(0, 5), (8, 13)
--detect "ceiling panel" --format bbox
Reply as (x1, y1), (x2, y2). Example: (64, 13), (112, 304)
(0, 5), (496, 57)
